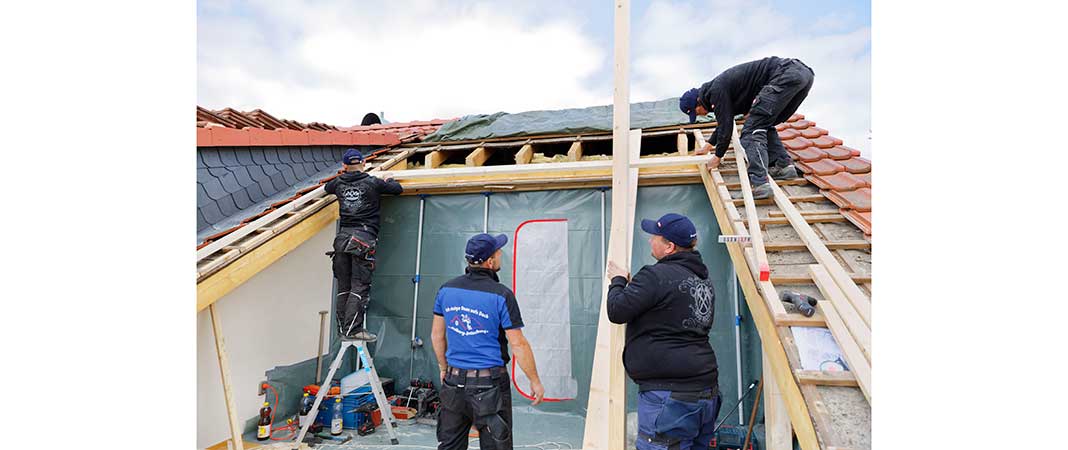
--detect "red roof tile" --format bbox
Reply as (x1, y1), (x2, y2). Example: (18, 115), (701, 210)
(800, 127), (828, 139)
(196, 105), (452, 147)
(838, 157), (872, 174)
(824, 188), (871, 212)
(823, 145), (854, 160)
(777, 128), (801, 140)
(806, 172), (869, 191)
(784, 137), (814, 150)
(791, 147), (829, 162)
(790, 119), (815, 129)
(841, 210), (872, 236)
(796, 158), (846, 175)
(810, 135), (843, 149)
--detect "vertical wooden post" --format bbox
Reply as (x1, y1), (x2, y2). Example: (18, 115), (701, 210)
(763, 354), (792, 450)
(582, 2), (630, 448)
(209, 304), (245, 450)
(677, 131), (688, 155)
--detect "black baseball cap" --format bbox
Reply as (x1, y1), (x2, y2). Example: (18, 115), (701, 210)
(640, 213), (698, 247)
(342, 148), (364, 164)
(465, 233), (509, 264)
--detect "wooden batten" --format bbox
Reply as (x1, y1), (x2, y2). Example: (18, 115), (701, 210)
(465, 146), (493, 167)
(567, 140), (583, 161)
(515, 143), (534, 164)
(677, 131), (688, 155)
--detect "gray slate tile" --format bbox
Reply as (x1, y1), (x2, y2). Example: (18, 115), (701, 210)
(232, 189), (253, 209)
(247, 165), (268, 182)
(264, 148), (280, 164)
(219, 148), (240, 166)
(276, 164), (298, 185)
(230, 166), (254, 187)
(216, 195), (239, 217)
(250, 148), (267, 165)
(235, 149), (255, 166)
(201, 149), (224, 167)
(200, 201), (224, 225)
(246, 183), (266, 203)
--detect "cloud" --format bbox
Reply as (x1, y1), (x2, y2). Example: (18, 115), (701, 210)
(197, 0), (608, 125)
(631, 0), (871, 157)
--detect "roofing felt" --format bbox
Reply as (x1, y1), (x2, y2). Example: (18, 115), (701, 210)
(421, 98), (719, 143)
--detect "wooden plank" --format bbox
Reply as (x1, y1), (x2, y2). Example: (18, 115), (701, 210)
(567, 140), (583, 161)
(376, 154), (713, 181)
(677, 131), (688, 155)
(768, 209), (840, 217)
(796, 370), (859, 387)
(758, 215), (847, 226)
(209, 304), (245, 450)
(810, 265), (871, 363)
(764, 354), (792, 450)
(775, 313), (827, 327)
(197, 202), (339, 311)
(726, 178), (807, 189)
(698, 168), (820, 450)
(424, 147), (449, 169)
(765, 240), (871, 252)
(770, 180), (871, 327)
(376, 148), (415, 171)
(465, 146), (493, 167)
(515, 143), (533, 164)
(810, 266), (872, 403)
(732, 194), (826, 206)
(771, 274), (871, 284)
(583, 5), (631, 445)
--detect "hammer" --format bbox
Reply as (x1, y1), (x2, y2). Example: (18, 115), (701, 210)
(780, 290), (818, 317)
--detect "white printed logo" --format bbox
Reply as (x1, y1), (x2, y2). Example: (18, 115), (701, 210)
(680, 276), (715, 329)
(340, 185), (365, 212)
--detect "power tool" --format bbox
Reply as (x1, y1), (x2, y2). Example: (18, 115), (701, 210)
(780, 290), (818, 317)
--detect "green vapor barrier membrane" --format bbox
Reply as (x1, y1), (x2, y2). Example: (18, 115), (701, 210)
(346, 185), (763, 426)
(421, 98), (717, 143)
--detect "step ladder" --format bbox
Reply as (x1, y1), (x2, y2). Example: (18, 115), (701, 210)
(292, 338), (399, 447)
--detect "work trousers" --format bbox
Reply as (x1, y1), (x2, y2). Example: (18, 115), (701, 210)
(437, 368), (513, 450)
(740, 58), (815, 185)
(331, 226), (377, 335)
(636, 389), (722, 450)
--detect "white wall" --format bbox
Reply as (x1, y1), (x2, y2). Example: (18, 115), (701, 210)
(197, 225), (334, 449)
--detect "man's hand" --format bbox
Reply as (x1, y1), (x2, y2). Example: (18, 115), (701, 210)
(606, 260), (630, 281)
(705, 155), (721, 171)
(529, 379), (546, 406)
(440, 369), (447, 383)
(695, 142), (713, 155)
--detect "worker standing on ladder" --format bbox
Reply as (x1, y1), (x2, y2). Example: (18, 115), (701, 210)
(606, 213), (721, 450)
(680, 56), (815, 199)
(431, 233), (545, 450)
(324, 148), (402, 341)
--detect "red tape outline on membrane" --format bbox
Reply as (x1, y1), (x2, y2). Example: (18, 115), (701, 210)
(510, 218), (574, 402)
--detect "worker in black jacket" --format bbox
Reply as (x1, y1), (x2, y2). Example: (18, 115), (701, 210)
(323, 148), (403, 341)
(680, 56), (815, 199)
(606, 213), (720, 450)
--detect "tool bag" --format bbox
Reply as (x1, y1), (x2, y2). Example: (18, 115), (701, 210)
(343, 229), (377, 258)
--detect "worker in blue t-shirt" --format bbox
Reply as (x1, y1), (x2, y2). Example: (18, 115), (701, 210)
(431, 233), (544, 450)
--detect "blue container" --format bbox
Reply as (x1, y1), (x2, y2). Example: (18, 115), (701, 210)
(342, 386), (374, 429)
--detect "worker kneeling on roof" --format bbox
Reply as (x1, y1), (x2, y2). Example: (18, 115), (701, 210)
(607, 213), (721, 450)
(431, 233), (545, 450)
(324, 148), (403, 341)
(680, 56), (815, 199)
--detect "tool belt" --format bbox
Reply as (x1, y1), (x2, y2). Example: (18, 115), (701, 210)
(446, 365), (506, 378)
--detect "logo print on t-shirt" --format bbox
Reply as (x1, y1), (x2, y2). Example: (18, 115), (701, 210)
(680, 276), (714, 329)
(445, 306), (491, 337)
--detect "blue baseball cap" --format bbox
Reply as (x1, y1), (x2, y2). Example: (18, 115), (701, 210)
(342, 148), (364, 164)
(465, 233), (509, 264)
(679, 88), (700, 124)
(641, 213), (698, 248)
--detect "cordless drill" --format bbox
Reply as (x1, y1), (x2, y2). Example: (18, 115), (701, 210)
(780, 290), (818, 317)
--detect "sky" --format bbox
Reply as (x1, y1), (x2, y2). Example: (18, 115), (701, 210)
(198, 0), (871, 156)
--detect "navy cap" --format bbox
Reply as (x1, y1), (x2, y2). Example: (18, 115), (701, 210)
(342, 148), (364, 164)
(679, 88), (700, 124)
(641, 213), (698, 248)
(465, 233), (509, 264)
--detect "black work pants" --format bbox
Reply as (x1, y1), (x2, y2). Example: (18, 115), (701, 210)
(437, 369), (513, 450)
(740, 58), (815, 185)
(331, 226), (376, 335)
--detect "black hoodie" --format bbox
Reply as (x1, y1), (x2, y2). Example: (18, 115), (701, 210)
(323, 171), (403, 234)
(607, 250), (719, 393)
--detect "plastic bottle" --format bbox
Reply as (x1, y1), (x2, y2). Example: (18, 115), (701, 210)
(257, 401), (272, 441)
(297, 392), (312, 428)
(331, 397), (344, 436)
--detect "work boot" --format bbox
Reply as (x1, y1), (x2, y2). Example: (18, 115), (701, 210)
(343, 328), (378, 342)
(768, 164), (798, 180)
(730, 182), (773, 200)
(751, 183), (772, 199)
